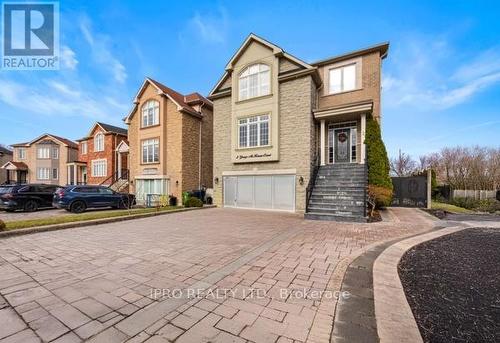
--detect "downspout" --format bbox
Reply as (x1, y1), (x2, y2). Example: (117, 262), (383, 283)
(198, 103), (204, 190)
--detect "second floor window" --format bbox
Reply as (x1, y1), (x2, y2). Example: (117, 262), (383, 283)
(81, 141), (88, 154)
(94, 133), (104, 152)
(142, 138), (159, 163)
(238, 115), (269, 148)
(142, 100), (159, 127)
(239, 63), (270, 100)
(52, 147), (59, 159)
(329, 64), (356, 94)
(37, 147), (50, 159)
(18, 148), (26, 159)
(92, 159), (107, 177)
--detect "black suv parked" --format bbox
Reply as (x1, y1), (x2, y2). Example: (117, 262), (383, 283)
(0, 184), (61, 212)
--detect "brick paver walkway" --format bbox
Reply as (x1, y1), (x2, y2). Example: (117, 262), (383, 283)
(0, 208), (433, 343)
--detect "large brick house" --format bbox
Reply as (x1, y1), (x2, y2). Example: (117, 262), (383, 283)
(209, 34), (388, 221)
(72, 122), (129, 188)
(124, 78), (213, 203)
(2, 134), (78, 185)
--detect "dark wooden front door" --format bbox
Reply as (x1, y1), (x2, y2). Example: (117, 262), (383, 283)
(335, 128), (350, 163)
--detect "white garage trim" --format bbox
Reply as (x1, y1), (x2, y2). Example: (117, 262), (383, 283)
(222, 169), (296, 176)
(223, 174), (296, 212)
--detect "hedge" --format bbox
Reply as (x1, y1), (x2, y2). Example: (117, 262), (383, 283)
(365, 116), (393, 207)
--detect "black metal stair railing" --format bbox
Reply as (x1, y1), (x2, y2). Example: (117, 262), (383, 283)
(306, 155), (320, 213)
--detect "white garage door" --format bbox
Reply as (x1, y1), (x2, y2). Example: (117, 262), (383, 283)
(223, 175), (295, 211)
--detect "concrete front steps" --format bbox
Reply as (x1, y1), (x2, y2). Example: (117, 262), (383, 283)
(305, 163), (368, 222)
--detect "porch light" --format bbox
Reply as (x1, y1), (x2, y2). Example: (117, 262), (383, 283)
(214, 177), (219, 185)
(298, 176), (304, 185)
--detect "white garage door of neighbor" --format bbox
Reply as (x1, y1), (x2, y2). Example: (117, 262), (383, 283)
(223, 175), (295, 211)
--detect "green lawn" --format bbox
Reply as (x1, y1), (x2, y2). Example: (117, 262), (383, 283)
(431, 201), (473, 214)
(4, 206), (181, 230)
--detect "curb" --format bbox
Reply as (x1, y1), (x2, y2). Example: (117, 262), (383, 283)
(0, 205), (216, 239)
(373, 225), (468, 343)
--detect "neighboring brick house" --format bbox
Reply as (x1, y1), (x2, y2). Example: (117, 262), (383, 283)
(209, 34), (388, 221)
(74, 122), (129, 187)
(124, 78), (213, 204)
(2, 134), (78, 185)
(0, 145), (13, 184)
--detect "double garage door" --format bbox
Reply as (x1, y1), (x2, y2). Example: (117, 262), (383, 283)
(223, 175), (295, 211)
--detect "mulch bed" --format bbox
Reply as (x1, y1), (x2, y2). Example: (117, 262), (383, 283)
(398, 228), (500, 342)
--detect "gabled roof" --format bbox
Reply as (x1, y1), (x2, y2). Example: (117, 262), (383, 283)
(124, 78), (212, 124)
(12, 134), (77, 149)
(209, 33), (316, 97)
(0, 145), (12, 155)
(78, 122), (128, 141)
(1, 161), (28, 170)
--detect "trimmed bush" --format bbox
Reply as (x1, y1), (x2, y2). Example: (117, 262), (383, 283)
(368, 185), (393, 208)
(0, 219), (5, 231)
(184, 197), (203, 208)
(365, 116), (392, 208)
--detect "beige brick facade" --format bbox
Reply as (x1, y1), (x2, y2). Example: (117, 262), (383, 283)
(209, 34), (387, 213)
(126, 79), (213, 202)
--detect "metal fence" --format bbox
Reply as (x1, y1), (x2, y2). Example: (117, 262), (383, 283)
(452, 189), (496, 200)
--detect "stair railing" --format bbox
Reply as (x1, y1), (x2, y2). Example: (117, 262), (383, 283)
(99, 169), (129, 188)
(306, 154), (320, 213)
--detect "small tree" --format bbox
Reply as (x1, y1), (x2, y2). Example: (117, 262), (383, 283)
(365, 116), (393, 207)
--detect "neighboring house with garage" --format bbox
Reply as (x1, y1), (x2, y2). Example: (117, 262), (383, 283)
(74, 122), (129, 190)
(2, 134), (78, 185)
(209, 33), (388, 221)
(124, 77), (213, 204)
(0, 145), (13, 184)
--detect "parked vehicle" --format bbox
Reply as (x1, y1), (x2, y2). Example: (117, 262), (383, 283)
(53, 185), (136, 213)
(0, 184), (61, 212)
(186, 187), (213, 204)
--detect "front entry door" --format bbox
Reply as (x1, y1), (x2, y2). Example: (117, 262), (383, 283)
(335, 128), (350, 163)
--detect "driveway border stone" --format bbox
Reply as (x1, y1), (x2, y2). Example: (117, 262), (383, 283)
(0, 206), (214, 239)
(373, 225), (470, 343)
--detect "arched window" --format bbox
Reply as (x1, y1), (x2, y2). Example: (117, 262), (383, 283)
(94, 132), (104, 152)
(142, 100), (160, 127)
(239, 63), (270, 100)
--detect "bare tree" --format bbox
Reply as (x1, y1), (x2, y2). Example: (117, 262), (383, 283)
(390, 150), (417, 176)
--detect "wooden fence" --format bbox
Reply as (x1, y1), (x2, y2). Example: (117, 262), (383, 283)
(452, 189), (496, 200)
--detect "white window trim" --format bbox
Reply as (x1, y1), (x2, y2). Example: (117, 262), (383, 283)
(91, 159), (107, 177)
(141, 138), (160, 164)
(52, 168), (58, 180)
(238, 63), (271, 101)
(80, 141), (88, 154)
(52, 147), (59, 159)
(37, 146), (50, 159)
(141, 100), (160, 128)
(237, 114), (270, 149)
(36, 167), (50, 180)
(18, 148), (26, 160)
(94, 132), (105, 152)
(325, 58), (362, 95)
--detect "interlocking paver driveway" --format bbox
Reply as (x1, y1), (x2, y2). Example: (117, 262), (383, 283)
(0, 208), (434, 343)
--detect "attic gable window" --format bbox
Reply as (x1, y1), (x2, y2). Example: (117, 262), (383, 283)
(142, 100), (159, 127)
(239, 63), (270, 100)
(94, 132), (104, 152)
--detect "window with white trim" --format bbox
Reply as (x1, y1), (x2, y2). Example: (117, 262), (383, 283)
(142, 138), (159, 163)
(37, 167), (50, 180)
(80, 141), (88, 154)
(18, 148), (26, 160)
(52, 147), (59, 159)
(94, 133), (104, 152)
(142, 100), (160, 127)
(239, 64), (270, 100)
(329, 64), (356, 94)
(52, 168), (58, 179)
(37, 147), (50, 159)
(92, 159), (107, 177)
(238, 115), (269, 148)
